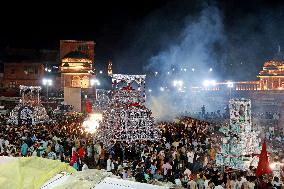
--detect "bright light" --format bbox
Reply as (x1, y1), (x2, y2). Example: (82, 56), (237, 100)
(83, 113), (103, 134)
(90, 79), (100, 86)
(99, 70), (103, 74)
(227, 81), (234, 88)
(184, 68), (187, 72)
(173, 80), (183, 87)
(42, 79), (52, 86)
(270, 162), (284, 170)
(167, 72), (170, 75)
(148, 89), (152, 92)
(160, 87), (165, 92)
(202, 80), (216, 87)
(192, 68), (195, 72)
(209, 68), (213, 72)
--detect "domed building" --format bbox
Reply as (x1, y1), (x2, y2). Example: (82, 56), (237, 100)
(60, 40), (95, 112)
(258, 60), (284, 90)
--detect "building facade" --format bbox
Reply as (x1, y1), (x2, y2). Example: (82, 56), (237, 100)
(60, 40), (96, 111)
(0, 48), (59, 97)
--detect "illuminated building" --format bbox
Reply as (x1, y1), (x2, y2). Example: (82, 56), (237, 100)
(107, 60), (113, 76)
(60, 40), (95, 112)
(0, 48), (58, 96)
(258, 60), (284, 90)
(200, 60), (284, 91)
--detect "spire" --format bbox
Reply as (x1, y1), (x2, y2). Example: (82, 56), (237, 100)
(108, 60), (113, 76)
(273, 45), (284, 61)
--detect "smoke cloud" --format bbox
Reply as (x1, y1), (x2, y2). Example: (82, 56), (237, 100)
(145, 6), (226, 120)
(113, 1), (284, 120)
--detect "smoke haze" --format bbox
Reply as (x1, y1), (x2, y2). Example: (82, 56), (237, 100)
(113, 1), (284, 120)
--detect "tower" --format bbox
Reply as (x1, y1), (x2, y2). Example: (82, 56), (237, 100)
(216, 99), (261, 169)
(60, 40), (95, 112)
(107, 60), (113, 76)
(96, 74), (160, 143)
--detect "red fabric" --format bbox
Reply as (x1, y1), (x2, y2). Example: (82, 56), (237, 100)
(128, 102), (140, 107)
(122, 86), (133, 90)
(70, 151), (78, 166)
(85, 99), (92, 113)
(78, 147), (86, 158)
(256, 141), (272, 177)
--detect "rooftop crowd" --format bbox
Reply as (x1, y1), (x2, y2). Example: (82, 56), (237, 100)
(0, 111), (283, 188)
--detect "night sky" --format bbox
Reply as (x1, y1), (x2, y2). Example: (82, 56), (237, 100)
(1, 0), (284, 80)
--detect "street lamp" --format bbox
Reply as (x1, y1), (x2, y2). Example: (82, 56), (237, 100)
(226, 81), (234, 99)
(202, 80), (216, 87)
(42, 79), (52, 99)
(90, 79), (100, 99)
(90, 79), (100, 87)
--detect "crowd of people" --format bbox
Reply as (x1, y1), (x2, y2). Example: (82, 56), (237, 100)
(0, 109), (283, 188)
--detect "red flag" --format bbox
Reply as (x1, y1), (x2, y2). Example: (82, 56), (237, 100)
(85, 99), (92, 113)
(256, 141), (272, 177)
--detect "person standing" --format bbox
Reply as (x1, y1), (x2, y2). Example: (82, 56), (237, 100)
(106, 155), (113, 172)
(187, 175), (197, 189)
(21, 140), (28, 156)
(162, 160), (172, 181)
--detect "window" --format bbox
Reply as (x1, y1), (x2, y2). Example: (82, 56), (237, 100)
(77, 45), (89, 51)
(9, 81), (16, 88)
(10, 69), (15, 74)
(28, 67), (34, 74)
(34, 67), (38, 75)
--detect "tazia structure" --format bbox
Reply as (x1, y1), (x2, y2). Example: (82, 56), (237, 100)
(216, 99), (261, 170)
(258, 60), (284, 90)
(8, 85), (49, 125)
(95, 74), (161, 143)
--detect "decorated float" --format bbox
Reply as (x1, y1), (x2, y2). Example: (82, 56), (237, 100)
(95, 74), (161, 143)
(8, 85), (49, 125)
(216, 98), (261, 170)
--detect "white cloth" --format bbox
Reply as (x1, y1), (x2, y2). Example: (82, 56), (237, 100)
(215, 185), (224, 189)
(204, 180), (209, 188)
(106, 159), (113, 172)
(187, 151), (194, 163)
(184, 169), (191, 176)
(82, 164), (89, 171)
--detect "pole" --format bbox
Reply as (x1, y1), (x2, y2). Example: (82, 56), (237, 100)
(46, 85), (49, 99)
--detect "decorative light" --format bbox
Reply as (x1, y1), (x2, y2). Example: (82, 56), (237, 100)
(202, 80), (216, 87)
(160, 87), (165, 92)
(90, 79), (100, 86)
(209, 68), (213, 72)
(99, 70), (103, 74)
(83, 113), (103, 133)
(227, 81), (234, 88)
(167, 72), (170, 75)
(148, 89), (152, 92)
(42, 79), (52, 86)
(192, 68), (195, 72)
(173, 80), (183, 87)
(184, 68), (187, 72)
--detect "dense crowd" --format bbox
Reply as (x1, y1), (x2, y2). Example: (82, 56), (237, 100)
(0, 112), (283, 188)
